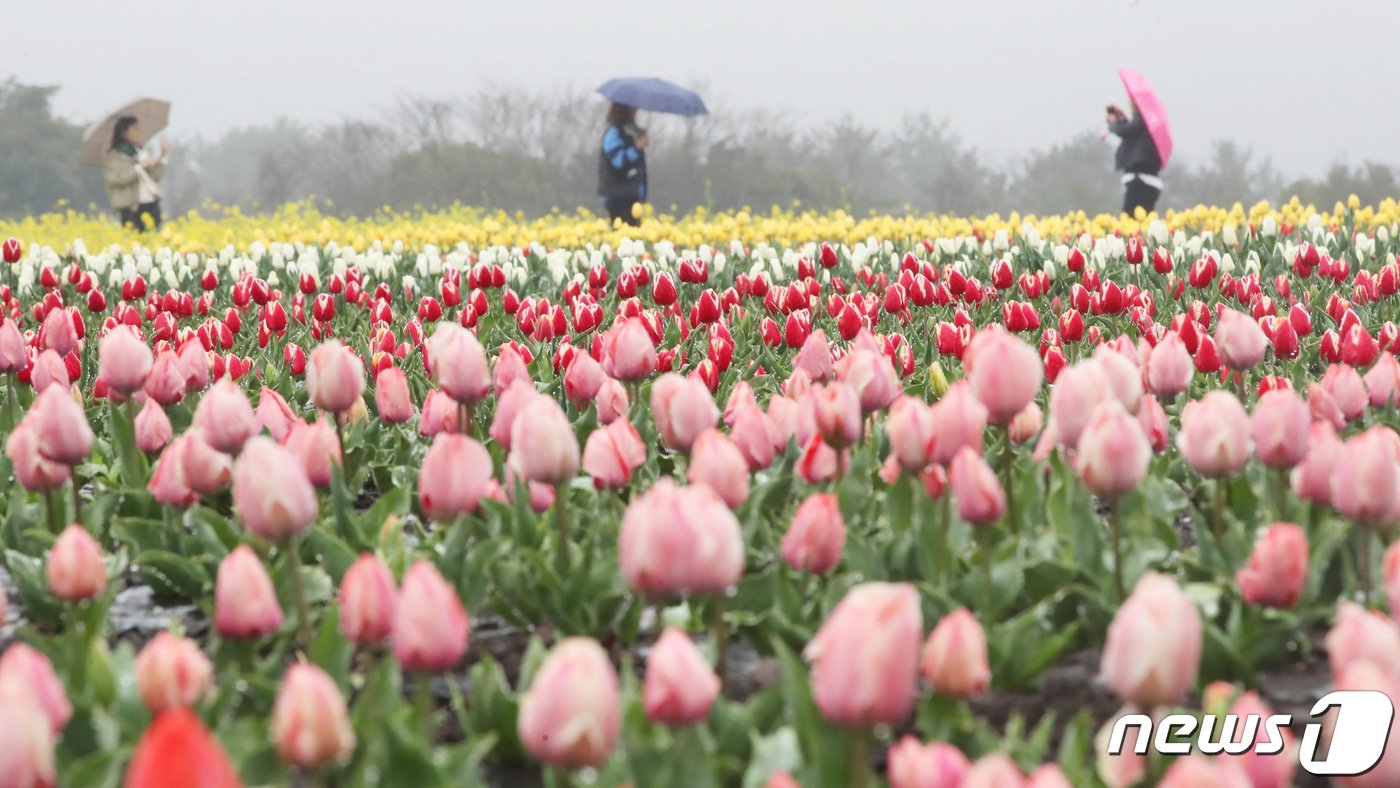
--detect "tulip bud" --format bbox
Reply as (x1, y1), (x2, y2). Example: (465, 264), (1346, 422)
(595, 378), (629, 425)
(1236, 523), (1308, 609)
(1214, 308), (1268, 370)
(780, 492), (846, 575)
(644, 628), (720, 727)
(29, 385), (94, 466)
(393, 561), (470, 672)
(582, 419), (646, 489)
(46, 524), (107, 601)
(1101, 572), (1202, 706)
(254, 387), (298, 442)
(281, 419), (342, 488)
(191, 380), (257, 454)
(929, 382), (988, 466)
(0, 643), (72, 735)
(651, 373), (718, 453)
(517, 638), (621, 768)
(966, 328), (1043, 423)
(920, 608), (990, 698)
(1007, 402), (1043, 444)
(601, 317), (656, 382)
(1221, 691), (1297, 788)
(305, 339), (365, 414)
(686, 429), (749, 509)
(1176, 390), (1252, 477)
(1250, 389), (1310, 468)
(887, 737), (969, 788)
(98, 327), (153, 395)
(1291, 421), (1342, 505)
(509, 397), (580, 486)
(563, 353), (607, 405)
(134, 632), (213, 712)
(271, 662), (356, 769)
(805, 582), (921, 726)
(1145, 331), (1193, 397)
(134, 398), (173, 454)
(0, 688), (56, 788)
(1330, 426), (1400, 530)
(1322, 363), (1368, 421)
(339, 553), (398, 646)
(427, 323), (490, 405)
(949, 446), (1005, 524)
(214, 545), (284, 639)
(963, 754), (1026, 787)
(810, 382), (862, 449)
(619, 480), (744, 596)
(885, 397), (936, 471)
(793, 329), (834, 383)
(373, 366), (414, 424)
(124, 708), (242, 788)
(233, 436), (318, 540)
(1075, 400), (1151, 497)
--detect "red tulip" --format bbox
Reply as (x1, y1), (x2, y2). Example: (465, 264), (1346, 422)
(124, 709), (242, 788)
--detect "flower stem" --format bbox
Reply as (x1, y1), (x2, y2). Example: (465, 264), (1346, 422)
(287, 542), (311, 645)
(1273, 467), (1290, 521)
(415, 674), (435, 744)
(977, 527), (995, 617)
(1107, 496), (1125, 603)
(1000, 426), (1017, 536)
(45, 488), (64, 534)
(710, 597), (729, 693)
(1357, 529), (1375, 606)
(553, 484), (571, 576)
(848, 727), (873, 788)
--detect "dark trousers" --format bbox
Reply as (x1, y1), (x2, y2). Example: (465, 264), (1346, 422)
(119, 201), (162, 231)
(603, 197), (641, 227)
(1122, 179), (1160, 216)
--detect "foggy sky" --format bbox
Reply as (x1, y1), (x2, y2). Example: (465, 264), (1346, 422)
(12, 0), (1399, 176)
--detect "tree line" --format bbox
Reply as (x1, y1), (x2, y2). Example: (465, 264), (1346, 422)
(2, 76), (1396, 221)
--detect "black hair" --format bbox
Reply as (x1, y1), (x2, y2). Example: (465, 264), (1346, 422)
(111, 115), (139, 150)
(606, 102), (636, 128)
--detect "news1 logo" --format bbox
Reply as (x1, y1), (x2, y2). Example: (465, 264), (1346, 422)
(1105, 690), (1395, 776)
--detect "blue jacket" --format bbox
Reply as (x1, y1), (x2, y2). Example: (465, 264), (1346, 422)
(597, 125), (647, 200)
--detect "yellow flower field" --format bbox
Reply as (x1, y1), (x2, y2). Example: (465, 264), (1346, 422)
(1, 195), (1396, 254)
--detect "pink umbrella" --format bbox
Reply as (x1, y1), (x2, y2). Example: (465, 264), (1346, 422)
(1118, 69), (1173, 168)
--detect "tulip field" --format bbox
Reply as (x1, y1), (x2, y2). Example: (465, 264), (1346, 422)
(5, 199), (1400, 787)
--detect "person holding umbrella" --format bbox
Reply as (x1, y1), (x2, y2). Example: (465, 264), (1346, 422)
(104, 115), (170, 231)
(1107, 69), (1173, 217)
(597, 102), (649, 227)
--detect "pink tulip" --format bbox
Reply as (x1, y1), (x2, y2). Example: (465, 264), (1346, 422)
(1330, 426), (1400, 529)
(885, 397), (936, 472)
(785, 367), (813, 401)
(393, 561), (470, 672)
(1026, 764), (1072, 788)
(563, 353), (607, 404)
(418, 388), (459, 436)
(601, 317), (656, 381)
(489, 380), (539, 449)
(134, 631), (213, 713)
(1095, 706), (1151, 788)
(809, 382), (862, 449)
(1101, 572), (1202, 706)
(38, 306), (77, 357)
(517, 638), (620, 768)
(1092, 345), (1144, 415)
(192, 379), (257, 454)
(5, 420), (70, 492)
(793, 329), (834, 383)
(1007, 402), (1043, 444)
(795, 434), (846, 485)
(233, 436), (318, 540)
(724, 382), (759, 426)
(134, 398), (173, 454)
(1221, 691), (1296, 788)
(619, 480), (744, 596)
(1136, 394), (1170, 453)
(178, 339), (210, 392)
(1215, 308), (1268, 370)
(962, 754), (1026, 788)
(950, 446), (1005, 524)
(1075, 400), (1151, 497)
(1291, 421), (1342, 505)
(143, 350), (187, 404)
(644, 628), (720, 727)
(305, 339), (364, 414)
(730, 403), (779, 471)
(1328, 661), (1400, 788)
(272, 662), (356, 769)
(339, 553), (398, 646)
(254, 387), (298, 441)
(1176, 390), (1252, 477)
(509, 397), (579, 486)
(887, 737), (969, 788)
(780, 492), (846, 575)
(0, 691), (56, 788)
(1146, 331), (1193, 397)
(45, 524), (106, 601)
(98, 327), (153, 395)
(1366, 353), (1400, 407)
(418, 433), (492, 521)
(1323, 363), (1369, 421)
(1047, 361), (1107, 449)
(836, 348), (900, 413)
(921, 607), (990, 698)
(492, 343), (532, 397)
(281, 419), (342, 488)
(686, 429), (749, 509)
(1236, 523), (1308, 608)
(1251, 389), (1310, 468)
(214, 545), (284, 639)
(805, 582), (921, 726)
(29, 385), (93, 465)
(966, 327), (1043, 423)
(766, 394), (799, 449)
(651, 373), (718, 452)
(177, 430), (234, 497)
(1158, 754), (1251, 788)
(428, 324), (490, 405)
(0, 320), (26, 373)
(595, 377), (629, 425)
(374, 367), (414, 424)
(1384, 540), (1400, 626)
(1327, 601), (1400, 677)
(930, 381), (988, 466)
(0, 643), (71, 734)
(582, 419), (646, 489)
(503, 467), (557, 513)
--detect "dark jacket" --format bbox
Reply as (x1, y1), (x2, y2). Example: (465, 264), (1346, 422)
(598, 125), (647, 200)
(1108, 114), (1161, 175)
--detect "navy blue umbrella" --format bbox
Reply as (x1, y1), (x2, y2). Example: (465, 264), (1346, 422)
(596, 77), (709, 117)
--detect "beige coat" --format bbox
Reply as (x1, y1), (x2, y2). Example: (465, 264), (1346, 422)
(103, 149), (165, 211)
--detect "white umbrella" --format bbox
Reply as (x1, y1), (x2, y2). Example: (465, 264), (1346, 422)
(81, 98), (171, 167)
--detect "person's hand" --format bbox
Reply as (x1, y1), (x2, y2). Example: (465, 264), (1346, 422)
(635, 131), (650, 151)
(159, 136), (172, 156)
